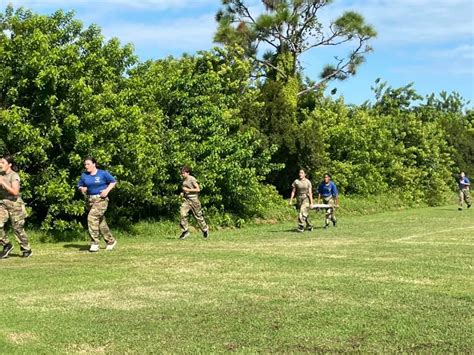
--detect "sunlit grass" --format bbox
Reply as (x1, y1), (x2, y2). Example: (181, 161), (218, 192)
(0, 206), (472, 353)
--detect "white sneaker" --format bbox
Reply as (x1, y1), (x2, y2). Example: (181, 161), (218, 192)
(89, 244), (100, 252)
(105, 240), (117, 251)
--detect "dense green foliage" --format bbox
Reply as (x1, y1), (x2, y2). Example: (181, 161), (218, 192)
(0, 5), (471, 232)
(0, 7), (278, 231)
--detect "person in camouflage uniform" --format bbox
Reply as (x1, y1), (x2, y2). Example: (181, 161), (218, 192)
(458, 171), (472, 211)
(317, 173), (339, 229)
(0, 155), (32, 258)
(290, 169), (314, 232)
(78, 157), (117, 252)
(179, 166), (209, 239)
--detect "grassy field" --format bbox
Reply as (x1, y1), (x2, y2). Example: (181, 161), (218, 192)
(0, 206), (472, 353)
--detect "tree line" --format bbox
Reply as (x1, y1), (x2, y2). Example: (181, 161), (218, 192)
(0, 4), (472, 232)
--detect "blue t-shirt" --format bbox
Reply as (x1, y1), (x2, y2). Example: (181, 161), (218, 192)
(459, 177), (470, 190)
(318, 181), (338, 197)
(78, 169), (116, 195)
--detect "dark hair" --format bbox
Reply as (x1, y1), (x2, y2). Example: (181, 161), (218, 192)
(83, 156), (97, 166)
(2, 154), (18, 172)
(299, 168), (306, 173)
(181, 166), (191, 174)
(324, 173), (331, 178)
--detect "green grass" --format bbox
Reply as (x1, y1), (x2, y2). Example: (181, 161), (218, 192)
(0, 206), (472, 353)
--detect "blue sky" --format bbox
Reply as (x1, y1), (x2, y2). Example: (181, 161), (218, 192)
(4, 0), (474, 105)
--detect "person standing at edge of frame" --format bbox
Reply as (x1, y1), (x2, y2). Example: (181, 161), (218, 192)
(317, 173), (339, 229)
(0, 155), (32, 258)
(78, 157), (117, 252)
(458, 171), (472, 211)
(179, 166), (209, 240)
(290, 169), (314, 233)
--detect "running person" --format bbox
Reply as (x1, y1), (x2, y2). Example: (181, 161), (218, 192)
(458, 171), (472, 210)
(290, 169), (314, 232)
(78, 157), (117, 252)
(179, 166), (209, 239)
(0, 155), (32, 258)
(317, 173), (339, 229)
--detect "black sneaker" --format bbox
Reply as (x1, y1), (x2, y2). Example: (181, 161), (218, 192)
(468, 204), (472, 209)
(324, 223), (329, 229)
(1, 243), (14, 259)
(179, 230), (190, 240)
(307, 226), (313, 232)
(22, 250), (32, 258)
(458, 207), (463, 211)
(332, 219), (337, 227)
(297, 227), (304, 233)
(203, 229), (209, 239)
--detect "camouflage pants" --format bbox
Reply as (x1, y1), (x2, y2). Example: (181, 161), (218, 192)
(87, 197), (114, 245)
(322, 196), (336, 225)
(0, 199), (30, 251)
(180, 198), (208, 232)
(459, 189), (472, 207)
(297, 197), (312, 229)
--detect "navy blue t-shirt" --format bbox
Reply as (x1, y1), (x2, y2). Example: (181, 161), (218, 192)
(78, 169), (116, 195)
(317, 181), (338, 197)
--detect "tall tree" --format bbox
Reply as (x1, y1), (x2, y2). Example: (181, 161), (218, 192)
(215, 1), (375, 193)
(215, 0), (376, 94)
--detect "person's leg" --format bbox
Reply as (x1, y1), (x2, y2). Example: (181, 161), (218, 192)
(301, 199), (312, 230)
(328, 197), (337, 226)
(464, 189), (472, 207)
(297, 199), (305, 232)
(459, 190), (464, 210)
(0, 204), (10, 247)
(179, 200), (192, 238)
(92, 199), (116, 250)
(87, 199), (103, 248)
(10, 200), (31, 255)
(189, 199), (209, 237)
(323, 198), (331, 227)
(0, 204), (13, 257)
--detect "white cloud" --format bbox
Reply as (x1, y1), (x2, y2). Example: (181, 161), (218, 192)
(6, 0), (216, 11)
(429, 44), (474, 60)
(102, 14), (217, 52)
(324, 0), (474, 46)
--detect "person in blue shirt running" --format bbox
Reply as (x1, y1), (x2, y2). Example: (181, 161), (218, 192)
(317, 173), (339, 228)
(458, 171), (471, 211)
(78, 157), (117, 252)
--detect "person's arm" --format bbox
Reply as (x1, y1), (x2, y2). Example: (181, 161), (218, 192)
(77, 174), (87, 194)
(182, 179), (201, 194)
(289, 187), (296, 205)
(99, 171), (117, 198)
(100, 182), (116, 198)
(0, 177), (20, 196)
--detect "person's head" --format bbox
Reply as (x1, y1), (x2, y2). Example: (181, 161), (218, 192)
(460, 171), (465, 178)
(181, 166), (191, 178)
(0, 155), (15, 173)
(83, 157), (98, 173)
(323, 173), (331, 183)
(298, 169), (306, 179)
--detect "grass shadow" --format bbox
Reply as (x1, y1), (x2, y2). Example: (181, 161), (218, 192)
(63, 243), (90, 251)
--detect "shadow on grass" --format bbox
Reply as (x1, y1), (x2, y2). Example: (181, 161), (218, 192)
(268, 228), (303, 233)
(63, 243), (89, 251)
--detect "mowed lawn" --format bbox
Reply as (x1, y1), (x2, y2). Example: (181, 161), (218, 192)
(0, 206), (472, 353)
